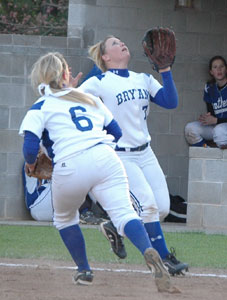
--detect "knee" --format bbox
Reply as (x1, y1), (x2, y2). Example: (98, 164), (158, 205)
(53, 212), (80, 230)
(213, 124), (227, 147)
(158, 206), (170, 222)
(184, 122), (195, 143)
(185, 122), (194, 135)
(140, 203), (160, 223)
(185, 121), (202, 145)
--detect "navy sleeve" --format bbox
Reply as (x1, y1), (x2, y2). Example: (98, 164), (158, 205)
(23, 131), (40, 164)
(151, 71), (178, 109)
(104, 119), (122, 142)
(81, 64), (102, 84)
(206, 102), (215, 116)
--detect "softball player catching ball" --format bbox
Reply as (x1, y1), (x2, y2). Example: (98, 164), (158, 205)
(79, 35), (188, 275)
(19, 52), (177, 292)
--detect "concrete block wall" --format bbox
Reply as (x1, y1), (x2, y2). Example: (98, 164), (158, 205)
(68, 0), (227, 200)
(187, 147), (227, 234)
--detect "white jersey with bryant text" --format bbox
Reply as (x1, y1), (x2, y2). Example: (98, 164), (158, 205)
(80, 69), (171, 223)
(79, 70), (162, 148)
(19, 93), (114, 163)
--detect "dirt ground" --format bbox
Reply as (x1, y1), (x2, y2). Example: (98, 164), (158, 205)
(1, 258), (227, 300)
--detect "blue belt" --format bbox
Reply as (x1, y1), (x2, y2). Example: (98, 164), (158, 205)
(115, 142), (149, 152)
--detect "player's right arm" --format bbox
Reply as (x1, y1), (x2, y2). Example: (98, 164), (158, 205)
(19, 100), (45, 168)
(79, 75), (102, 98)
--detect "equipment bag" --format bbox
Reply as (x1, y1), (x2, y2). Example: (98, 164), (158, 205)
(164, 194), (187, 223)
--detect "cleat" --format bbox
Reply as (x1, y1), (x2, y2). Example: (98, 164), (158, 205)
(144, 248), (181, 293)
(163, 247), (189, 276)
(73, 270), (94, 286)
(100, 221), (127, 259)
(80, 211), (103, 225)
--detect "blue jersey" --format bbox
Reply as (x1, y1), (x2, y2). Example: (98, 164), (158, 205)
(204, 83), (227, 119)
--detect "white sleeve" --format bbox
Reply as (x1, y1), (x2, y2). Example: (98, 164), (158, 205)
(19, 109), (45, 138)
(148, 74), (162, 97)
(79, 77), (101, 98)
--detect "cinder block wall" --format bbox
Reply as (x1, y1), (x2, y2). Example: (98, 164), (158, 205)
(0, 0), (227, 220)
(187, 147), (227, 234)
(68, 0), (227, 201)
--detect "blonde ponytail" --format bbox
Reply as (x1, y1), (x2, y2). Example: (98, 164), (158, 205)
(52, 87), (96, 106)
(30, 52), (96, 106)
(88, 35), (115, 72)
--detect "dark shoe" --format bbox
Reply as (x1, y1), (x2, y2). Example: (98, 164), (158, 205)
(100, 221), (127, 259)
(80, 211), (103, 225)
(163, 247), (189, 276)
(73, 270), (93, 285)
(144, 248), (180, 293)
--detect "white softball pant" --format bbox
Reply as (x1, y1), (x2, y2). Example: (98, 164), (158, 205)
(185, 121), (227, 147)
(24, 173), (53, 221)
(30, 189), (53, 221)
(52, 144), (140, 235)
(117, 146), (170, 222)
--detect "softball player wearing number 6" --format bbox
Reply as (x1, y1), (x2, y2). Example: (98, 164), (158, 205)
(19, 52), (178, 293)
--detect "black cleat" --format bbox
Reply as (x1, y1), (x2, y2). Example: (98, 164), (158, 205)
(73, 270), (94, 285)
(163, 247), (189, 276)
(100, 221), (127, 259)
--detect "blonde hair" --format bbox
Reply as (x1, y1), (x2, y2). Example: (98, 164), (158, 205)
(88, 35), (115, 72)
(30, 52), (96, 106)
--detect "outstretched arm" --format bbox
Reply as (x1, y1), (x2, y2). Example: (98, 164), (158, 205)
(151, 70), (178, 109)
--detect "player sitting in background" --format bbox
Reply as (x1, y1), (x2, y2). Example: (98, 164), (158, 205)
(185, 55), (227, 149)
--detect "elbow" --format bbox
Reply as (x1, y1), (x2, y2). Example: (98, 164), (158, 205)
(170, 102), (178, 109)
(114, 129), (122, 143)
(168, 96), (178, 109)
(23, 148), (37, 164)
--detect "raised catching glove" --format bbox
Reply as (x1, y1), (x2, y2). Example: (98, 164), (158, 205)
(25, 150), (53, 180)
(142, 27), (176, 72)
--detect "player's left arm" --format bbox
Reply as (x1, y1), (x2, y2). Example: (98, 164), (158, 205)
(150, 70), (178, 109)
(104, 119), (122, 142)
